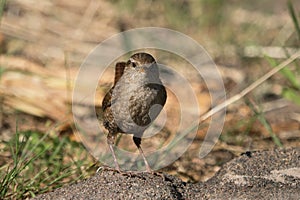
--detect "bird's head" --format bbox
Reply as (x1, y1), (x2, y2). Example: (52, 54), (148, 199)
(126, 52), (156, 69)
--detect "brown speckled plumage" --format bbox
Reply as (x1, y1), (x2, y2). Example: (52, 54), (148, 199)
(101, 52), (167, 172)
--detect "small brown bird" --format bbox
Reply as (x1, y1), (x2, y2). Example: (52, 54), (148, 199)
(102, 52), (167, 172)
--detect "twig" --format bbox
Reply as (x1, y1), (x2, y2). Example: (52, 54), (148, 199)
(200, 50), (300, 122)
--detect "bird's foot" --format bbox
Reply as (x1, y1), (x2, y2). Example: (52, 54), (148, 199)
(96, 165), (122, 174)
(149, 171), (165, 180)
(124, 169), (166, 180)
(96, 165), (165, 180)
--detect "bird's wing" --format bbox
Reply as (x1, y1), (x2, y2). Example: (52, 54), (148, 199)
(148, 83), (167, 106)
(102, 62), (126, 111)
(155, 84), (167, 106)
(102, 87), (113, 111)
(114, 62), (126, 85)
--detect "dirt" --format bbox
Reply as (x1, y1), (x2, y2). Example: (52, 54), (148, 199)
(33, 148), (300, 200)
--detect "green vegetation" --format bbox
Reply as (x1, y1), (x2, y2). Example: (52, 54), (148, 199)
(0, 129), (94, 199)
(264, 1), (300, 106)
(0, 0), (6, 23)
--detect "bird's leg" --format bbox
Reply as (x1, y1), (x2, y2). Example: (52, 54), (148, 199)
(107, 132), (121, 172)
(133, 136), (153, 173)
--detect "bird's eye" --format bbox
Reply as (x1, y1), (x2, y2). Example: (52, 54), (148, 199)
(127, 59), (137, 68)
(131, 62), (137, 68)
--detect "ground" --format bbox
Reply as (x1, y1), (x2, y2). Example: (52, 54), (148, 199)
(33, 148), (300, 199)
(0, 0), (299, 199)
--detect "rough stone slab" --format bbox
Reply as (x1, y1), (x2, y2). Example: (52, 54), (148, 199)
(187, 148), (300, 199)
(33, 148), (300, 200)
